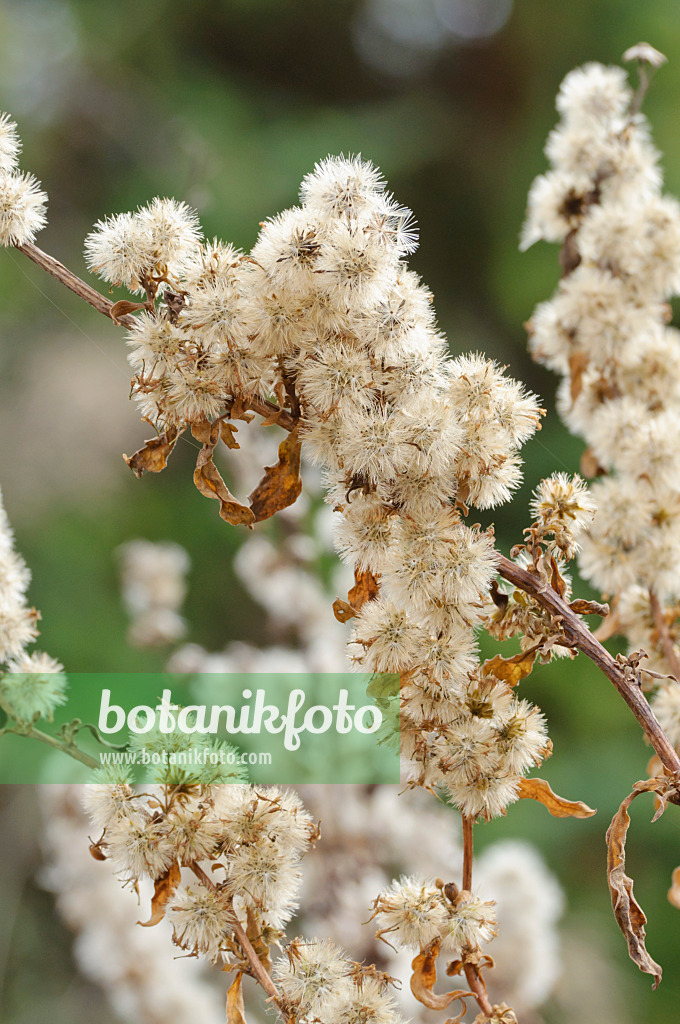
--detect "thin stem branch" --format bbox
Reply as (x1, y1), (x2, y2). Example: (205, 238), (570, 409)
(496, 552), (680, 780)
(189, 862), (282, 1006)
(459, 815), (494, 1016)
(14, 241), (298, 433)
(461, 814), (473, 891)
(649, 589), (680, 681)
(17, 241), (138, 327)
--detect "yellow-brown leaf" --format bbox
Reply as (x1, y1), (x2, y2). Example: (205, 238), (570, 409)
(668, 866), (680, 910)
(348, 567), (380, 613)
(194, 446), (255, 527)
(138, 860), (181, 927)
(518, 777), (596, 818)
(248, 426), (302, 522)
(110, 299), (147, 321)
(333, 598), (356, 623)
(226, 972), (247, 1024)
(124, 427), (179, 478)
(482, 646), (538, 687)
(410, 942), (468, 1012)
(606, 777), (666, 988)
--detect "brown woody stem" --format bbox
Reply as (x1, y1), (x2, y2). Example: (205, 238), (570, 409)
(461, 814), (473, 891)
(14, 241), (298, 432)
(189, 862), (282, 1006)
(496, 553), (680, 779)
(649, 589), (680, 681)
(459, 816), (494, 1016)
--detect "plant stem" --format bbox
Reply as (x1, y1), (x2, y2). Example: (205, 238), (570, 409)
(189, 862), (282, 1007)
(461, 814), (473, 891)
(459, 815), (494, 1016)
(14, 241), (298, 432)
(496, 552), (680, 779)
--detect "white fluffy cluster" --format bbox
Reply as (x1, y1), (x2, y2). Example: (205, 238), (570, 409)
(41, 786), (226, 1024)
(0, 112), (47, 246)
(0, 486), (66, 722)
(273, 938), (405, 1024)
(83, 782), (318, 962)
(371, 875), (497, 955)
(523, 55), (680, 714)
(86, 156), (549, 822)
(118, 539), (190, 647)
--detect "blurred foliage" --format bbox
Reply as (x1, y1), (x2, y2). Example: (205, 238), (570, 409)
(2, 1), (680, 1022)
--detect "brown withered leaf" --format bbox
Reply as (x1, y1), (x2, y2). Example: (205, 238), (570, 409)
(226, 972), (247, 1024)
(245, 906), (272, 973)
(248, 426), (302, 523)
(348, 567), (380, 612)
(518, 777), (596, 818)
(606, 777), (665, 988)
(668, 866), (680, 910)
(194, 445), (255, 527)
(220, 420), (240, 450)
(110, 299), (148, 321)
(482, 645), (539, 687)
(410, 942), (470, 1012)
(550, 555), (567, 599)
(333, 568), (380, 623)
(229, 396), (255, 423)
(570, 598), (610, 618)
(333, 599), (356, 623)
(138, 860), (181, 927)
(191, 417), (215, 446)
(568, 350), (589, 403)
(124, 427), (180, 478)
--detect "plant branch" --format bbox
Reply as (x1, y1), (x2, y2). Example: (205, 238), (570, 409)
(189, 862), (282, 1006)
(461, 814), (473, 891)
(14, 241), (298, 433)
(458, 815), (494, 1016)
(649, 589), (680, 681)
(496, 552), (680, 780)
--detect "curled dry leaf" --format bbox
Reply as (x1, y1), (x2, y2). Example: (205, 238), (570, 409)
(193, 423), (255, 527)
(482, 645), (539, 687)
(138, 859), (181, 927)
(124, 426), (180, 477)
(248, 425), (302, 523)
(410, 941), (470, 1012)
(518, 777), (596, 818)
(570, 598), (610, 618)
(333, 568), (380, 623)
(332, 599), (356, 623)
(606, 777), (666, 989)
(110, 299), (148, 321)
(226, 972), (247, 1024)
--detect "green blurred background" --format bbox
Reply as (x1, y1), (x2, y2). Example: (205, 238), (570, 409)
(1, 1), (680, 1021)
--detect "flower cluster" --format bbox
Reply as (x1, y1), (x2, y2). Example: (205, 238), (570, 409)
(371, 875), (497, 956)
(0, 113), (47, 247)
(84, 155), (554, 827)
(0, 486), (66, 722)
(84, 782), (318, 961)
(522, 50), (680, 714)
